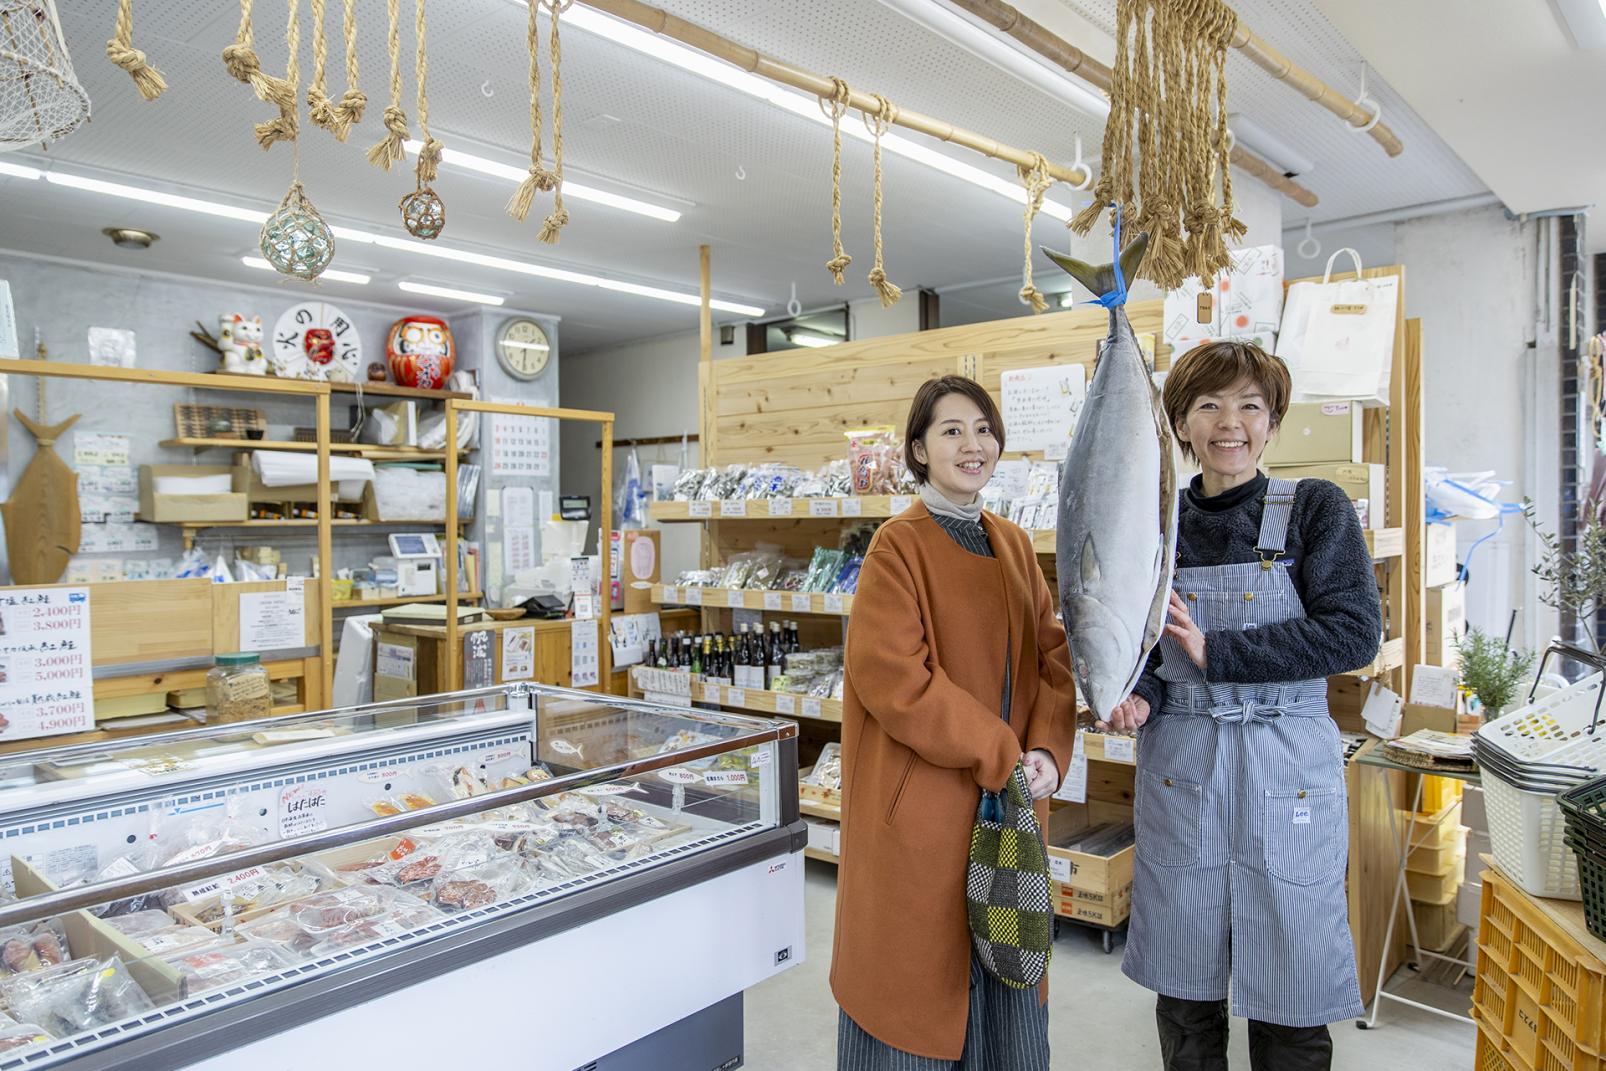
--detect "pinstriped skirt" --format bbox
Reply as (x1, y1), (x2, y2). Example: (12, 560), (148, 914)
(836, 953), (1050, 1070)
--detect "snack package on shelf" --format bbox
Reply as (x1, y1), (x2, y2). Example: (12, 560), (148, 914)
(805, 743), (843, 791)
(723, 547), (786, 590)
(801, 548), (845, 592)
(0, 919), (68, 976)
(845, 427), (902, 495)
(795, 461), (853, 498)
(0, 956), (154, 1038)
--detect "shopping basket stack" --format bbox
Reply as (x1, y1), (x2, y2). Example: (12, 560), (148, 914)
(1559, 775), (1606, 940)
(1473, 643), (1606, 901)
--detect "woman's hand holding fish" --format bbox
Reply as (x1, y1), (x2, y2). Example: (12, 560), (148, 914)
(1165, 591), (1207, 669)
(1097, 695), (1150, 733)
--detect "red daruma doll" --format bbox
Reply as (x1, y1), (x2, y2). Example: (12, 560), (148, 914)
(386, 315), (456, 390)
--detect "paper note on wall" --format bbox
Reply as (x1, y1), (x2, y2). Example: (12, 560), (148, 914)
(1001, 364), (1087, 454)
(0, 587), (96, 741)
(73, 433), (131, 466)
(238, 589), (305, 652)
(571, 619), (599, 688)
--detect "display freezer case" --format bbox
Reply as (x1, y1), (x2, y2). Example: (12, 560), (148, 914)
(0, 685), (805, 1070)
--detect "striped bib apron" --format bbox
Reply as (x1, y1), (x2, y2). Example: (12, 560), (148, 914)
(1121, 479), (1364, 1028)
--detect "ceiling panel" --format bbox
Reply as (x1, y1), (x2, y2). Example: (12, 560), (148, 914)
(2, 0), (1496, 353)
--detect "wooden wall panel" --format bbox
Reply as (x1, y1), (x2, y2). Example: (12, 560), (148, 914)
(708, 301), (1165, 470)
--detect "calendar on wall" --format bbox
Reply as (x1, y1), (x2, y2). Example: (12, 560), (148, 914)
(489, 398), (552, 477)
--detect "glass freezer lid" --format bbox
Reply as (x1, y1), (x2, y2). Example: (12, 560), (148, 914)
(0, 685), (795, 1069)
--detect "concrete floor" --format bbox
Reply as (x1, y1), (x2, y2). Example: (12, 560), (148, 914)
(743, 861), (1476, 1069)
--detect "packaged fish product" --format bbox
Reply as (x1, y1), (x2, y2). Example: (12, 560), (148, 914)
(0, 1022), (51, 1056)
(0, 920), (69, 976)
(307, 896), (446, 955)
(98, 910), (178, 939)
(233, 911), (320, 958)
(287, 887), (393, 935)
(430, 856), (531, 913)
(164, 942), (295, 998)
(126, 926), (230, 959)
(0, 957), (154, 1038)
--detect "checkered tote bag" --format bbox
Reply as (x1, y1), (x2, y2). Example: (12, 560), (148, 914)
(966, 762), (1054, 989)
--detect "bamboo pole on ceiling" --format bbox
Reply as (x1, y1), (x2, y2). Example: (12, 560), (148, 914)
(1227, 25), (1404, 157)
(948, 0), (1320, 208)
(578, 0), (1093, 188)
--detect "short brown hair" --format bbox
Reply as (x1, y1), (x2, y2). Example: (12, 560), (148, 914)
(903, 375), (1006, 484)
(1163, 341), (1292, 461)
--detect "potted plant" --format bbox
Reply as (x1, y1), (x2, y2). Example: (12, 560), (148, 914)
(1526, 501), (1606, 646)
(1455, 626), (1536, 721)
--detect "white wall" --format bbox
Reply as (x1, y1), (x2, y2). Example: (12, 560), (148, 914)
(1392, 206), (1554, 649)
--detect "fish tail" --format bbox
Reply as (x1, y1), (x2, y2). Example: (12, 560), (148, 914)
(1040, 233), (1152, 307)
(13, 411), (80, 447)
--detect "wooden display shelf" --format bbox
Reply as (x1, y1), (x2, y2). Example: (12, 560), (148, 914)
(327, 381), (472, 401)
(650, 496), (910, 522)
(332, 593), (484, 610)
(689, 678), (843, 722)
(1081, 730), (1137, 766)
(801, 797), (841, 822)
(178, 518), (466, 531)
(1367, 528), (1405, 560)
(160, 437), (465, 461)
(651, 585), (852, 616)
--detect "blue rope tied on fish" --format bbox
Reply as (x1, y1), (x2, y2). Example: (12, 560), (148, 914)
(1088, 203), (1128, 309)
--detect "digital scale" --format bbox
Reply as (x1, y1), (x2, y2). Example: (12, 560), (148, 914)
(389, 532), (442, 596)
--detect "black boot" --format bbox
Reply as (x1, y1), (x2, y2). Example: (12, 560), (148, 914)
(1156, 995), (1229, 1071)
(1246, 1019), (1332, 1071)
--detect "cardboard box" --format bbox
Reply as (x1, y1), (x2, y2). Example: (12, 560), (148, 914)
(1053, 881), (1132, 926)
(1045, 805), (1136, 898)
(138, 464), (247, 523)
(1264, 462), (1385, 529)
(1265, 402), (1365, 466)
(1426, 523), (1459, 588)
(1427, 583), (1466, 666)
(1401, 702), (1458, 736)
(374, 633), (421, 704)
(615, 529), (661, 615)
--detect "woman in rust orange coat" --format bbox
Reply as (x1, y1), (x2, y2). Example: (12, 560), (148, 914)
(831, 375), (1079, 1069)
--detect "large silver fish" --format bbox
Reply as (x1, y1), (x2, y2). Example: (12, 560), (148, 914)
(1044, 235), (1179, 721)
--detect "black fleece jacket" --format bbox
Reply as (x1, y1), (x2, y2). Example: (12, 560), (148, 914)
(1131, 471), (1383, 712)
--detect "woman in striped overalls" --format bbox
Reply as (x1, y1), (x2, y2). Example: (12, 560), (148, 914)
(1101, 341), (1382, 1070)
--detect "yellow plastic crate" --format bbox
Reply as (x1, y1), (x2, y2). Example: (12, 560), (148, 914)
(1476, 868), (1606, 1066)
(1420, 772), (1465, 816)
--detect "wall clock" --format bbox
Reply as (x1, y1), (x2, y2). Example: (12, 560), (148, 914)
(495, 317), (551, 380)
(272, 302), (362, 381)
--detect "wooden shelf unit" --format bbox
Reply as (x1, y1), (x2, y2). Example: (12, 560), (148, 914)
(650, 584), (852, 617)
(160, 437), (466, 462)
(333, 593), (484, 611)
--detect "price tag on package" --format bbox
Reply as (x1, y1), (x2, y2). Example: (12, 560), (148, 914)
(704, 770), (750, 788)
(809, 499), (839, 518)
(791, 593), (812, 613)
(720, 499), (748, 517)
(764, 592), (783, 611)
(689, 501), (713, 519)
(1048, 855), (1072, 884)
(727, 590), (746, 609)
(768, 499), (794, 517)
(840, 498), (863, 518)
(659, 768), (699, 785)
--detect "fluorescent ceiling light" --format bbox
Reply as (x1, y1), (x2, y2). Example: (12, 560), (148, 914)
(0, 161), (41, 181)
(549, 2), (1084, 222)
(241, 255), (371, 284)
(27, 165), (765, 316)
(1227, 113), (1315, 178)
(404, 141), (683, 222)
(399, 280), (506, 305)
(785, 326), (842, 348)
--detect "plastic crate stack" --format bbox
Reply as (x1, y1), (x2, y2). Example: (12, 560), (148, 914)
(1473, 672), (1606, 900)
(1471, 867), (1606, 1071)
(1559, 776), (1606, 942)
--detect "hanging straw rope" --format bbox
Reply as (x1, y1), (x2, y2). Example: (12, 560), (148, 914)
(537, 0), (572, 245)
(107, 0), (167, 101)
(1069, 0), (1238, 289)
(1017, 152), (1053, 314)
(222, 0), (299, 150)
(821, 77), (853, 285)
(863, 94), (901, 308)
(307, 0), (365, 140)
(411, 0), (442, 186)
(366, 0), (410, 169)
(507, 0), (558, 222)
